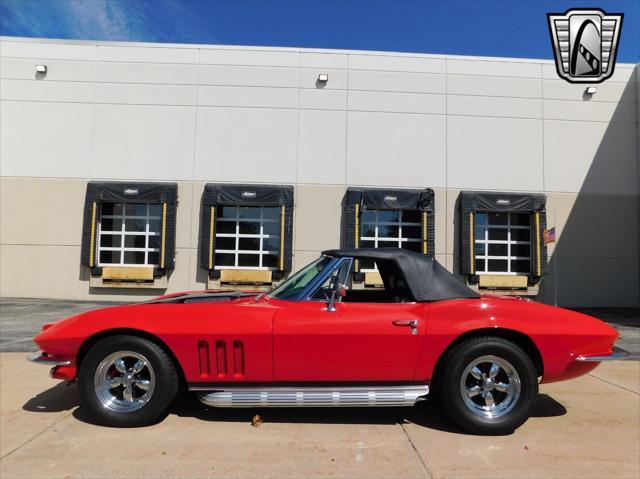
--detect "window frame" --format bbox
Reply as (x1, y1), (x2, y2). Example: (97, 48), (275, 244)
(474, 212), (531, 276)
(359, 209), (422, 272)
(96, 202), (162, 268)
(214, 205), (281, 271)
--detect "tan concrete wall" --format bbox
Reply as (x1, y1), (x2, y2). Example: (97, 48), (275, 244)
(637, 64), (640, 297)
(537, 193), (640, 307)
(0, 38), (638, 306)
(0, 177), (207, 301)
(1, 178), (638, 306)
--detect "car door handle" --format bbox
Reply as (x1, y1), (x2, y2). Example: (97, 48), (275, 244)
(392, 320), (418, 328)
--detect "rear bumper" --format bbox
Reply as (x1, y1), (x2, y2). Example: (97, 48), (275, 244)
(541, 344), (631, 384)
(576, 346), (631, 362)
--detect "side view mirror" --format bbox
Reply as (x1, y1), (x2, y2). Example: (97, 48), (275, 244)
(327, 283), (346, 312)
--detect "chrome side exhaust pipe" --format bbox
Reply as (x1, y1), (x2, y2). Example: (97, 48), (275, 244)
(194, 384), (429, 408)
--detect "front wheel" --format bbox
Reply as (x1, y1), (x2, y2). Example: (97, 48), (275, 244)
(436, 337), (538, 435)
(78, 335), (179, 427)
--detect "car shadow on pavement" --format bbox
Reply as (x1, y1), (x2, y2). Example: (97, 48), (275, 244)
(23, 382), (80, 413)
(169, 392), (567, 435)
(531, 394), (567, 417)
(22, 384), (566, 434)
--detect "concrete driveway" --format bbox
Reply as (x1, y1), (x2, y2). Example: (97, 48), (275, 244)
(1, 353), (638, 479)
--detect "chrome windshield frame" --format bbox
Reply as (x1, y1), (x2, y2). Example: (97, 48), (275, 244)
(303, 257), (354, 302)
(267, 255), (342, 302)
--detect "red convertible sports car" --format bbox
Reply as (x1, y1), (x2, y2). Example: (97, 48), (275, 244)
(30, 248), (628, 434)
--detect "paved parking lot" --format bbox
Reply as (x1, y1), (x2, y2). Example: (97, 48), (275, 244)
(1, 298), (639, 478)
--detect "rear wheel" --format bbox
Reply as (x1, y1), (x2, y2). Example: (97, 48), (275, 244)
(79, 335), (178, 427)
(436, 337), (538, 435)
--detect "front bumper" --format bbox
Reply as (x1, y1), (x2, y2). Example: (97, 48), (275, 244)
(576, 346), (631, 362)
(27, 352), (72, 366)
(28, 352), (77, 380)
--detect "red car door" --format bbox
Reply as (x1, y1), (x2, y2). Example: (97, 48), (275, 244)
(272, 299), (427, 382)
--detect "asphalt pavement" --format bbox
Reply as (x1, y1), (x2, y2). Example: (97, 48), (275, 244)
(0, 298), (123, 352)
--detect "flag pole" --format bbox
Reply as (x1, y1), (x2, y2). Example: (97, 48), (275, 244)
(554, 205), (558, 307)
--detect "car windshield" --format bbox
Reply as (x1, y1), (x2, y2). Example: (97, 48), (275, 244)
(268, 256), (333, 300)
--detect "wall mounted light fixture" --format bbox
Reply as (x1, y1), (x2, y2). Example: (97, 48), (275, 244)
(35, 64), (47, 74)
(585, 86), (597, 95)
(317, 73), (328, 83)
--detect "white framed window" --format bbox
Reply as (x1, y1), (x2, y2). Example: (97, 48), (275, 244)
(474, 212), (531, 275)
(97, 203), (162, 267)
(359, 209), (422, 271)
(214, 206), (280, 270)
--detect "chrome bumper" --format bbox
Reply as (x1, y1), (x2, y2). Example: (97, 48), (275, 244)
(27, 352), (72, 366)
(576, 346), (631, 362)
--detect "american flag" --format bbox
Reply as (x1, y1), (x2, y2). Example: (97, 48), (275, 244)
(543, 227), (556, 244)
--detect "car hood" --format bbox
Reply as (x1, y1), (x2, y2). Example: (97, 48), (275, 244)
(137, 289), (262, 304)
(33, 290), (270, 356)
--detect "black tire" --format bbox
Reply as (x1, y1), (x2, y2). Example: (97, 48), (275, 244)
(435, 337), (538, 435)
(78, 335), (179, 427)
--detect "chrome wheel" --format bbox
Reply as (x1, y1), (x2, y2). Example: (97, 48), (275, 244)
(460, 355), (521, 419)
(94, 351), (155, 413)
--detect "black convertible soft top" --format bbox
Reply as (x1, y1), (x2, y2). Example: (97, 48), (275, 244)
(323, 248), (480, 302)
